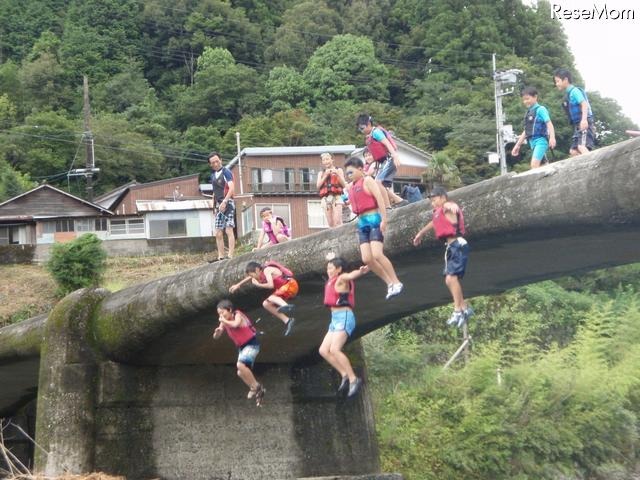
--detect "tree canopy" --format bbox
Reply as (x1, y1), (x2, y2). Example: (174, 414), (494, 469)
(0, 0), (636, 201)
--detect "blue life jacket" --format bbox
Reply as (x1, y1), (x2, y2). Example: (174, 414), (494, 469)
(524, 105), (548, 140)
(562, 86), (593, 125)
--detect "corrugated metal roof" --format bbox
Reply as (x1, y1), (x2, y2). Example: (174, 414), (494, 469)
(136, 199), (213, 212)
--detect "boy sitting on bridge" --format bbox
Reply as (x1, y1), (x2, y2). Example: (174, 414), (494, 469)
(320, 256), (369, 398)
(412, 186), (473, 328)
(229, 261), (298, 336)
(212, 299), (265, 406)
(344, 156), (403, 300)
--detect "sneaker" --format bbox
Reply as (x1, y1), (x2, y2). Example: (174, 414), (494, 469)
(337, 376), (349, 394)
(347, 377), (363, 398)
(277, 304), (295, 315)
(284, 318), (295, 336)
(247, 384), (259, 399)
(385, 283), (404, 300)
(447, 310), (464, 327)
(458, 305), (474, 328)
(254, 384), (266, 407)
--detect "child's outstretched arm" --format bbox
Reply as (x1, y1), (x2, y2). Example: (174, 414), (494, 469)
(413, 221), (433, 245)
(229, 275), (253, 293)
(511, 130), (526, 156)
(342, 265), (370, 282)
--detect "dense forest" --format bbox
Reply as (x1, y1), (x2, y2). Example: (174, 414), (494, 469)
(366, 264), (640, 479)
(0, 0), (636, 201)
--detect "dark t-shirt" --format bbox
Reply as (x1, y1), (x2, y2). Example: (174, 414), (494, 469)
(210, 167), (234, 204)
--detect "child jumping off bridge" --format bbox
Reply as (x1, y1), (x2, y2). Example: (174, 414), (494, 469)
(212, 299), (265, 406)
(229, 261), (298, 336)
(413, 186), (473, 328)
(320, 256), (369, 398)
(344, 156), (403, 300)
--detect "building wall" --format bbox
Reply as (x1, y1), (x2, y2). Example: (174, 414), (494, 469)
(113, 176), (202, 216)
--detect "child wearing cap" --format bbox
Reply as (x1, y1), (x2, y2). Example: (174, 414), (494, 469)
(412, 186), (473, 327)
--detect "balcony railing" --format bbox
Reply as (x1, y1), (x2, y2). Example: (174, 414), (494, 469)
(250, 182), (316, 195)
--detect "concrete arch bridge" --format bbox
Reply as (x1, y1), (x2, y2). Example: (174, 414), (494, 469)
(1, 138), (639, 480)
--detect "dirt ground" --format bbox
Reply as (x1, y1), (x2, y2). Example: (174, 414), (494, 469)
(0, 253), (211, 328)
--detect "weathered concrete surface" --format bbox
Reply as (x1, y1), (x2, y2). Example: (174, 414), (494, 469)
(298, 476), (403, 480)
(91, 137), (640, 366)
(34, 288), (109, 476)
(1, 138), (640, 417)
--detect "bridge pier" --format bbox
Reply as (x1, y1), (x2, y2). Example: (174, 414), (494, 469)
(31, 289), (392, 479)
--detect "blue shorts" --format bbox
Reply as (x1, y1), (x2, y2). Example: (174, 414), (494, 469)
(237, 337), (260, 367)
(357, 212), (384, 244)
(443, 238), (469, 278)
(375, 156), (396, 186)
(571, 125), (596, 151)
(529, 137), (549, 162)
(329, 309), (356, 337)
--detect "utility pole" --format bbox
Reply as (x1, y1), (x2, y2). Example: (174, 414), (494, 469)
(492, 54), (522, 175)
(235, 131), (244, 195)
(69, 76), (100, 201)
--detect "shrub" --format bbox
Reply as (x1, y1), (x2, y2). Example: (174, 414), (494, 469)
(46, 233), (107, 296)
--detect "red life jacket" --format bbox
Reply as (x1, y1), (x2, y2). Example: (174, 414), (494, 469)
(432, 204), (465, 240)
(222, 310), (256, 348)
(348, 177), (378, 214)
(365, 126), (397, 162)
(319, 171), (343, 197)
(259, 261), (294, 289)
(324, 276), (355, 308)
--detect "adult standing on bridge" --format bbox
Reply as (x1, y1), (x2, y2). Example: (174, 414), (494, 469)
(213, 300), (265, 406)
(553, 68), (596, 157)
(413, 186), (473, 328)
(209, 152), (235, 262)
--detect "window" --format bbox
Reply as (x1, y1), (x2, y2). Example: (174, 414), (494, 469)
(284, 168), (295, 190)
(42, 221), (56, 234)
(110, 220), (127, 235)
(75, 219), (92, 232)
(242, 206), (254, 236)
(0, 227), (7, 245)
(56, 219), (74, 232)
(254, 203), (291, 231)
(110, 218), (145, 235)
(299, 168), (313, 191)
(307, 200), (328, 228)
(128, 218), (145, 234)
(149, 219), (186, 238)
(95, 218), (108, 231)
(168, 219), (186, 236)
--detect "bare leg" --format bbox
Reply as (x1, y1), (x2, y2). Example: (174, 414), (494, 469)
(237, 362), (259, 389)
(324, 204), (335, 228)
(386, 186), (403, 205)
(319, 331), (356, 382)
(370, 241), (400, 284)
(332, 203), (343, 226)
(215, 230), (225, 259)
(445, 274), (466, 311)
(226, 227), (235, 258)
(263, 298), (289, 324)
(360, 243), (392, 285)
(275, 234), (290, 243)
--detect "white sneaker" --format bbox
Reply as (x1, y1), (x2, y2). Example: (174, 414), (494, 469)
(386, 282), (404, 300)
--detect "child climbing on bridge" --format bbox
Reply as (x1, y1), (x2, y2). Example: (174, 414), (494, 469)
(212, 299), (265, 406)
(229, 261), (298, 336)
(320, 256), (368, 398)
(412, 186), (472, 328)
(511, 86), (556, 169)
(344, 156), (403, 300)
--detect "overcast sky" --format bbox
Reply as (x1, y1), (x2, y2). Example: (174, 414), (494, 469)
(548, 0), (640, 127)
